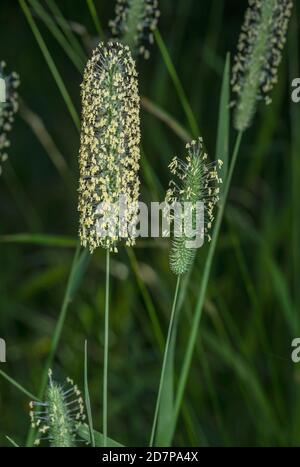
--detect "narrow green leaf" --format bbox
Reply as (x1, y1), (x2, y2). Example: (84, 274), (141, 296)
(215, 53), (230, 191)
(84, 340), (95, 447)
(202, 330), (283, 441)
(0, 369), (39, 401)
(154, 278), (181, 447)
(45, 0), (86, 62)
(6, 436), (20, 447)
(154, 29), (199, 138)
(19, 0), (80, 130)
(126, 248), (164, 351)
(78, 424), (124, 447)
(86, 0), (103, 37)
(0, 233), (77, 248)
(28, 0), (85, 72)
(141, 97), (192, 143)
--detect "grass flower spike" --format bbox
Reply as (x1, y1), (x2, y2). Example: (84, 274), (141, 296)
(29, 370), (86, 447)
(166, 138), (222, 276)
(78, 42), (141, 253)
(0, 61), (20, 175)
(232, 0), (293, 131)
(109, 0), (160, 59)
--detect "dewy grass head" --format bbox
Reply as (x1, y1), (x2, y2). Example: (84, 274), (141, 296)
(232, 0), (293, 131)
(29, 370), (86, 447)
(78, 41), (141, 253)
(109, 0), (160, 59)
(0, 61), (20, 175)
(166, 138), (222, 276)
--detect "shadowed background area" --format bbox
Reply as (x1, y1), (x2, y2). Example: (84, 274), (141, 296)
(0, 0), (299, 447)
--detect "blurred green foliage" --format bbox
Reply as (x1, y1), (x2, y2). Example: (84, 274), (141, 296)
(0, 0), (299, 447)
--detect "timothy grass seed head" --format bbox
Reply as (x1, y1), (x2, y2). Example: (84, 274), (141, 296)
(78, 42), (141, 253)
(166, 138), (222, 276)
(109, 0), (160, 59)
(0, 61), (20, 175)
(232, 0), (293, 131)
(29, 369), (86, 447)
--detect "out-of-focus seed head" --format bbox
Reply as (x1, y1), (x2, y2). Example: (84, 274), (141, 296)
(109, 0), (160, 59)
(232, 0), (293, 131)
(0, 61), (20, 175)
(29, 369), (86, 447)
(166, 138), (222, 276)
(78, 42), (141, 253)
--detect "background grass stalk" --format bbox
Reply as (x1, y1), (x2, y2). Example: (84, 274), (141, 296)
(168, 131), (243, 444)
(149, 275), (181, 446)
(103, 249), (110, 447)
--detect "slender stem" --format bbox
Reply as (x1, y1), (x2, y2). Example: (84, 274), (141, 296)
(169, 131), (243, 444)
(149, 275), (181, 447)
(103, 249), (110, 447)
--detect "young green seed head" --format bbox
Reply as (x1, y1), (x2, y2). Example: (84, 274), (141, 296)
(29, 369), (86, 447)
(109, 0), (160, 59)
(232, 0), (293, 131)
(166, 138), (222, 276)
(0, 61), (20, 175)
(78, 42), (141, 253)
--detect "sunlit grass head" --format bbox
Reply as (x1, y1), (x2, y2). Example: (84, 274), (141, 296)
(78, 41), (141, 253)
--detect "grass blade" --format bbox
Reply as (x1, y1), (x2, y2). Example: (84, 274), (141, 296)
(19, 99), (71, 183)
(6, 436), (20, 447)
(28, 0), (85, 72)
(0, 233), (76, 248)
(45, 0), (86, 62)
(150, 276), (181, 447)
(84, 340), (95, 447)
(0, 369), (39, 401)
(19, 0), (80, 130)
(141, 97), (191, 143)
(86, 0), (103, 37)
(215, 53), (230, 189)
(78, 424), (124, 447)
(154, 29), (199, 138)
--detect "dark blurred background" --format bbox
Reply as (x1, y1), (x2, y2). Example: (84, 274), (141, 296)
(0, 0), (299, 447)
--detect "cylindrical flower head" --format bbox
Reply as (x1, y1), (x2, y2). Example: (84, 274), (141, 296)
(109, 0), (160, 59)
(29, 370), (86, 447)
(78, 42), (141, 253)
(0, 61), (20, 175)
(232, 0), (293, 132)
(166, 138), (222, 276)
